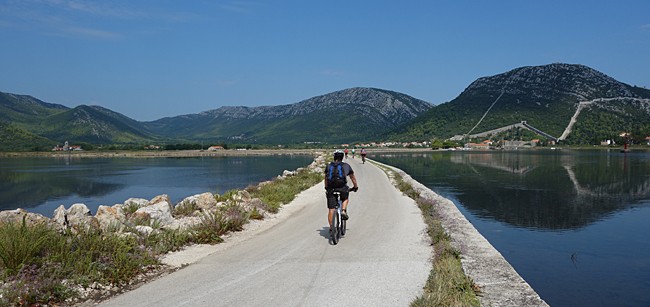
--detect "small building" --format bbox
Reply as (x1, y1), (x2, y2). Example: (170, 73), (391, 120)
(52, 141), (82, 151)
(502, 141), (528, 149)
(207, 145), (224, 151)
(464, 142), (490, 150)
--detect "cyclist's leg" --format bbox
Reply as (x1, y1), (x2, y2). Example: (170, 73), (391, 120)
(340, 189), (350, 219)
(326, 191), (337, 228)
(328, 208), (335, 226)
(340, 188), (350, 211)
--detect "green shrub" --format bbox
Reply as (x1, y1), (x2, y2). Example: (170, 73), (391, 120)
(1, 264), (75, 305)
(0, 225), (159, 305)
(174, 201), (199, 217)
(250, 170), (322, 213)
(142, 229), (193, 255)
(0, 217), (52, 276)
(222, 204), (249, 232)
(249, 208), (264, 220)
(216, 189), (239, 202)
(191, 211), (227, 244)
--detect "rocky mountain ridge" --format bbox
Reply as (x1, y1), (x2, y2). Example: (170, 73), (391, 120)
(393, 63), (650, 143)
(466, 63), (639, 101)
(142, 87), (432, 143)
(163, 87), (430, 124)
(0, 87), (432, 148)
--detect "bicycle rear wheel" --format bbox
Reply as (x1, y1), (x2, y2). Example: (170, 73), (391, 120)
(341, 218), (346, 236)
(331, 213), (339, 245)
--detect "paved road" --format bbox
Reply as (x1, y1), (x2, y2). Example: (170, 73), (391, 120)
(101, 157), (431, 307)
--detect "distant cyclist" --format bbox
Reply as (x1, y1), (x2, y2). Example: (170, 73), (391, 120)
(360, 148), (367, 163)
(351, 148), (355, 159)
(325, 150), (358, 232)
(344, 148), (349, 159)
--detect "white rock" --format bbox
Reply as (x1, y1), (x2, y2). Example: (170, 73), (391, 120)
(95, 205), (126, 232)
(177, 192), (218, 212)
(135, 225), (154, 236)
(124, 198), (148, 209)
(135, 201), (175, 227)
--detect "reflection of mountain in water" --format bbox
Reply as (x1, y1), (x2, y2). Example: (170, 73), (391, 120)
(376, 151), (650, 230)
(0, 170), (122, 211)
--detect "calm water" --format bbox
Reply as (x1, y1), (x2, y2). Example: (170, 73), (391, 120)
(0, 155), (313, 216)
(374, 149), (650, 307)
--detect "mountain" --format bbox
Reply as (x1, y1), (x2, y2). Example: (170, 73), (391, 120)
(144, 87), (433, 143)
(4, 64), (649, 150)
(393, 63), (650, 144)
(0, 92), (159, 149)
(0, 88), (432, 149)
(35, 105), (159, 144)
(0, 92), (68, 125)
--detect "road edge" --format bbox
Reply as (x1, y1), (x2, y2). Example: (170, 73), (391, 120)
(370, 159), (549, 307)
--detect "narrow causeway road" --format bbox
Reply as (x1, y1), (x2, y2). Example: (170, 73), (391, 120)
(101, 157), (431, 307)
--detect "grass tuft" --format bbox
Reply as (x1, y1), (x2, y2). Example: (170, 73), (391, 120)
(173, 200), (199, 217)
(249, 169), (322, 213)
(191, 211), (227, 244)
(0, 216), (51, 276)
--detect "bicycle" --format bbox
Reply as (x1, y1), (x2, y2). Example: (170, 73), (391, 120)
(330, 188), (357, 245)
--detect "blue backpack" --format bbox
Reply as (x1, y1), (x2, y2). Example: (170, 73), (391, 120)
(327, 162), (347, 188)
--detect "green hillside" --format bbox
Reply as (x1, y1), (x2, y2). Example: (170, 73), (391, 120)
(0, 121), (56, 151)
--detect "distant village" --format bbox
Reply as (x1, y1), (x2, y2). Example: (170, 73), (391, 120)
(51, 141), (83, 151)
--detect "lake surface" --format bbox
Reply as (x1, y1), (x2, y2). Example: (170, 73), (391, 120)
(373, 149), (650, 307)
(0, 155), (314, 216)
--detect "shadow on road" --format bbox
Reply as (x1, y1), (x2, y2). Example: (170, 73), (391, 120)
(318, 227), (330, 239)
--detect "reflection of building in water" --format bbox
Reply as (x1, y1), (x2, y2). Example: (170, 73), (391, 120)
(563, 165), (650, 199)
(450, 153), (534, 174)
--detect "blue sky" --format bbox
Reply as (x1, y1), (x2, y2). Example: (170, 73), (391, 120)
(1, 1), (649, 121)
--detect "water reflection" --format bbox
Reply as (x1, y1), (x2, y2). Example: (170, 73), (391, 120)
(0, 158), (124, 211)
(0, 155), (313, 215)
(375, 150), (650, 230)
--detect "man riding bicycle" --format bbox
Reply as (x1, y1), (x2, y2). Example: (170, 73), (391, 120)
(325, 150), (358, 233)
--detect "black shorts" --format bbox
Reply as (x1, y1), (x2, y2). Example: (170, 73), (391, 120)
(326, 186), (349, 209)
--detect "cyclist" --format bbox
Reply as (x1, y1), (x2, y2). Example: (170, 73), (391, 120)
(325, 150), (358, 232)
(351, 148), (355, 159)
(360, 148), (367, 163)
(344, 148), (349, 159)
